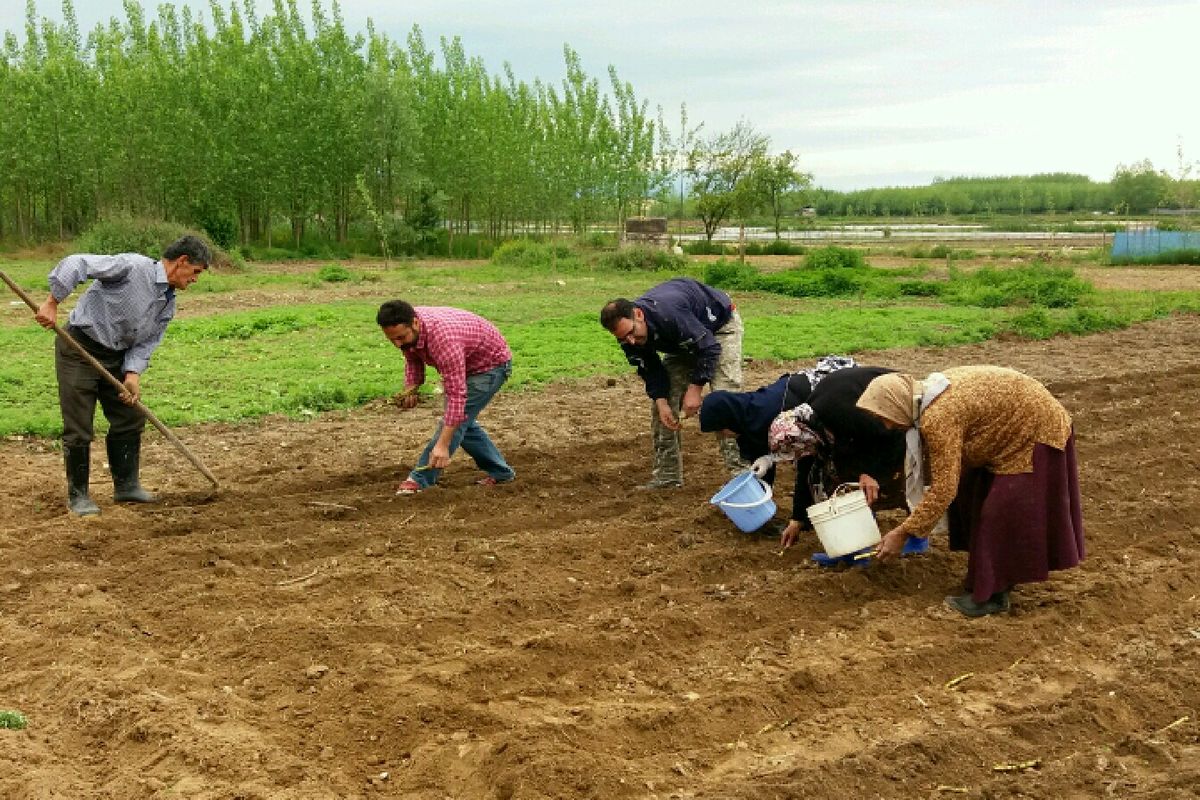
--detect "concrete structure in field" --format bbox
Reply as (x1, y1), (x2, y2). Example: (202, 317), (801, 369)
(623, 216), (669, 248)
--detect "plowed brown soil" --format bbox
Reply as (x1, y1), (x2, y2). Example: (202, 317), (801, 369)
(2, 316), (1199, 799)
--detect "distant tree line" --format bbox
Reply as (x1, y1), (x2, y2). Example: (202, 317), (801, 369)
(1, 1), (1195, 251)
(807, 166), (1199, 219)
(0, 0), (660, 248)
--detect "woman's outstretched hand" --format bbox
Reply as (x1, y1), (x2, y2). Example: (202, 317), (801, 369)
(779, 519), (803, 552)
(874, 528), (907, 561)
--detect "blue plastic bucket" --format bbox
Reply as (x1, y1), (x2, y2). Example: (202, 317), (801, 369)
(709, 471), (776, 532)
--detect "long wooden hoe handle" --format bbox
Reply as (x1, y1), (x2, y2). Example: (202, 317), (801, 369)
(0, 269), (220, 489)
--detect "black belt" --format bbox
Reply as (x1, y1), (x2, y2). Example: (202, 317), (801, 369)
(65, 325), (123, 358)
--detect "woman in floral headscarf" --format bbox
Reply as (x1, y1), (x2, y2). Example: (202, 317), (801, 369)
(856, 366), (1085, 618)
(766, 366), (909, 554)
(699, 356), (857, 483)
(699, 357), (858, 536)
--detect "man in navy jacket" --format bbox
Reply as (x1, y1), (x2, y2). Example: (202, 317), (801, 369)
(600, 277), (744, 488)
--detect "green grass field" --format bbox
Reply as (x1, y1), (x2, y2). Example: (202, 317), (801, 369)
(1, 253), (1197, 437)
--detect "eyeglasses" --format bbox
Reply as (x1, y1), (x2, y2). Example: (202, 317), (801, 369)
(612, 319), (638, 344)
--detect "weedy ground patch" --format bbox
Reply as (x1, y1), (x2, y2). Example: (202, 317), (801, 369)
(1, 251), (1198, 436)
(0, 710), (28, 730)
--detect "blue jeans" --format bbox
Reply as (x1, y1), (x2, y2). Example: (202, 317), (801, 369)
(409, 361), (515, 488)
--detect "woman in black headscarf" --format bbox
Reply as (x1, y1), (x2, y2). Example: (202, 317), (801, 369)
(700, 356), (857, 485)
(700, 357), (858, 539)
(706, 363), (932, 562)
(766, 366), (932, 563)
(700, 374), (807, 483)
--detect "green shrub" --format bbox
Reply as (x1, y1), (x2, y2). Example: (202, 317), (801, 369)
(760, 267), (873, 298)
(598, 246), (687, 272)
(1064, 307), (1125, 335)
(901, 244), (974, 260)
(1001, 306), (1123, 339)
(490, 239), (582, 271)
(886, 264), (933, 278)
(218, 249), (248, 272)
(76, 215), (193, 258)
(191, 200), (237, 248)
(1004, 308), (1055, 338)
(683, 240), (731, 256)
(764, 239), (805, 256)
(803, 245), (866, 270)
(241, 245), (297, 261)
(708, 255), (1090, 306)
(290, 384), (350, 412)
(577, 231), (615, 250)
(316, 264), (353, 283)
(75, 215), (244, 271)
(437, 233), (496, 259)
(942, 265), (1092, 308)
(692, 238), (805, 257)
(897, 280), (943, 297)
(703, 258), (761, 290)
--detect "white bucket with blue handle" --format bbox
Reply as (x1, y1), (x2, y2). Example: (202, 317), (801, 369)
(710, 471), (776, 532)
(806, 483), (881, 557)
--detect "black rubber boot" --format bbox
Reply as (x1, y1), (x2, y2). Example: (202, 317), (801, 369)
(107, 434), (157, 503)
(64, 445), (100, 516)
(946, 590), (1011, 618)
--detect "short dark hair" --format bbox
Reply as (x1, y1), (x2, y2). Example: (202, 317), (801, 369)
(600, 299), (635, 331)
(163, 235), (211, 267)
(377, 299), (417, 328)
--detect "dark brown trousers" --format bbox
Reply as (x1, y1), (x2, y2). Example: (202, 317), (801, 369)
(55, 327), (145, 448)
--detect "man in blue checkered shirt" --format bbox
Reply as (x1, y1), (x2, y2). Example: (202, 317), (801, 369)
(34, 235), (210, 515)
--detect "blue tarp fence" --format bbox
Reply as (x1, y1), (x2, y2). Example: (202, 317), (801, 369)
(1111, 230), (1200, 257)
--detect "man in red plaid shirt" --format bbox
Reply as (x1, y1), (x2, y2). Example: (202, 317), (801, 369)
(377, 300), (516, 494)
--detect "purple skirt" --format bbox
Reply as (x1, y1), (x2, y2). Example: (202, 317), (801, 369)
(946, 432), (1086, 602)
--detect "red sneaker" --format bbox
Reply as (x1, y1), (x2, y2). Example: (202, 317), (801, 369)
(475, 476), (513, 487)
(395, 478), (422, 495)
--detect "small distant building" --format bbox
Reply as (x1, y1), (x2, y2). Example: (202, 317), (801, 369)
(623, 216), (669, 248)
(800, 206), (817, 217)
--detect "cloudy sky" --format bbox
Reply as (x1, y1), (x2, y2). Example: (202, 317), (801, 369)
(4, 0), (1198, 190)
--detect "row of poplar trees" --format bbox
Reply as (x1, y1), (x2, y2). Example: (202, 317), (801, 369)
(0, 0), (661, 246)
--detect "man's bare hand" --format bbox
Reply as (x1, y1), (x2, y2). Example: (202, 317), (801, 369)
(656, 398), (680, 431)
(120, 373), (141, 406)
(34, 297), (58, 329)
(396, 387), (420, 409)
(428, 443), (451, 469)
